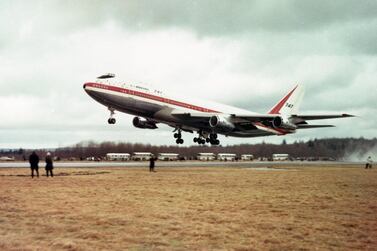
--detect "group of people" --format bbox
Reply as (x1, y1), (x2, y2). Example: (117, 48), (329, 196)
(29, 151), (157, 177)
(29, 151), (54, 178)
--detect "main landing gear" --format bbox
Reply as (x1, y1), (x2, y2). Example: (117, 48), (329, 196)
(209, 133), (220, 145)
(193, 132), (220, 145)
(107, 108), (116, 124)
(174, 130), (184, 144)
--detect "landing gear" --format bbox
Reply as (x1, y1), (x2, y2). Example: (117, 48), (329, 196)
(209, 133), (220, 145)
(107, 108), (116, 124)
(193, 131), (220, 145)
(193, 137), (206, 144)
(108, 118), (116, 124)
(174, 129), (184, 144)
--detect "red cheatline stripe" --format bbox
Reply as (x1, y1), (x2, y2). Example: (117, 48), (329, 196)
(268, 85), (297, 114)
(85, 82), (220, 113)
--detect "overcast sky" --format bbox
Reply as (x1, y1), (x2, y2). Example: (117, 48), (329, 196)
(0, 0), (376, 148)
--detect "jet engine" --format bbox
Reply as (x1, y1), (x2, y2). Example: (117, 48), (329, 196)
(132, 117), (158, 129)
(209, 115), (235, 132)
(271, 116), (297, 130)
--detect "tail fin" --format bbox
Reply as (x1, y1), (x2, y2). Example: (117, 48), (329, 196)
(268, 85), (305, 115)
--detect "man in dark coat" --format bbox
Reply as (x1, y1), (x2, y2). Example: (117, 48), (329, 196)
(45, 152), (54, 177)
(29, 151), (39, 178)
(149, 156), (157, 172)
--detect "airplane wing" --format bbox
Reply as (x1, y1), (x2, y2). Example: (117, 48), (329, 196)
(296, 124), (335, 129)
(291, 114), (354, 121)
(171, 109), (353, 135)
(171, 110), (277, 122)
(289, 114), (354, 125)
(171, 110), (285, 135)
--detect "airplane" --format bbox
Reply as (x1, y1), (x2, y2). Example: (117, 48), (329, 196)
(83, 73), (354, 145)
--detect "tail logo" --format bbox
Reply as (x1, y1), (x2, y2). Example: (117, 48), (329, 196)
(285, 103), (294, 108)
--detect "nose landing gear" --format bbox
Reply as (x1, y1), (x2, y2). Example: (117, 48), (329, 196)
(108, 108), (116, 124)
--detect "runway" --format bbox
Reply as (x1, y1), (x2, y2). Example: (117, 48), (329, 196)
(0, 160), (362, 168)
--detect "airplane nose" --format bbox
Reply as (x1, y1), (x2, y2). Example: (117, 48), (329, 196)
(83, 83), (87, 89)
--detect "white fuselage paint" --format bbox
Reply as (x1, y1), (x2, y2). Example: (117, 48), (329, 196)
(83, 80), (279, 137)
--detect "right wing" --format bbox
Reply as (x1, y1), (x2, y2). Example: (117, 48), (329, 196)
(291, 114), (354, 121)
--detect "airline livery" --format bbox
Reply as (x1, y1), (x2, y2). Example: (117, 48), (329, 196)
(83, 73), (353, 145)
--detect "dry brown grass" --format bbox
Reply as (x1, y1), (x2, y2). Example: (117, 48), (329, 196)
(0, 165), (376, 250)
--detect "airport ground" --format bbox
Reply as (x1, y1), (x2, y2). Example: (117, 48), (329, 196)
(0, 164), (376, 250)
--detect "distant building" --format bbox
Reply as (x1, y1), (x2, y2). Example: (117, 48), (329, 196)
(158, 153), (179, 161)
(241, 154), (254, 161)
(272, 154), (289, 161)
(106, 153), (130, 161)
(217, 153), (236, 161)
(132, 152), (153, 161)
(197, 153), (215, 161)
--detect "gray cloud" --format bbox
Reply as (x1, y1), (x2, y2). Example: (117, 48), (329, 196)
(0, 0), (375, 148)
(64, 0), (377, 33)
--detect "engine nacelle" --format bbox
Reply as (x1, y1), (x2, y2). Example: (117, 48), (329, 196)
(132, 117), (158, 129)
(272, 116), (297, 130)
(209, 115), (235, 132)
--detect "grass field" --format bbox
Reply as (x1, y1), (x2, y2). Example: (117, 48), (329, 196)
(0, 165), (376, 250)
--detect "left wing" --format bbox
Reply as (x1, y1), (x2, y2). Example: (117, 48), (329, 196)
(290, 114), (354, 121)
(171, 110), (354, 135)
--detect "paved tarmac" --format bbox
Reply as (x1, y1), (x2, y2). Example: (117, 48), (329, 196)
(0, 161), (362, 168)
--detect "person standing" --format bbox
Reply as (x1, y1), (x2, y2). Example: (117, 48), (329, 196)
(45, 152), (54, 177)
(365, 156), (372, 169)
(29, 151), (39, 178)
(149, 156), (157, 172)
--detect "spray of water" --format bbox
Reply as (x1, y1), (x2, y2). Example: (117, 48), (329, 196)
(343, 144), (377, 162)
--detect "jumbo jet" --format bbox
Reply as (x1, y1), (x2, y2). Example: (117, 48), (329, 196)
(83, 73), (353, 145)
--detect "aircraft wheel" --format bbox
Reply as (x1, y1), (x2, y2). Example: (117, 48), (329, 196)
(206, 138), (210, 143)
(211, 134), (218, 140)
(193, 137), (198, 143)
(108, 118), (116, 124)
(174, 133), (179, 138)
(179, 139), (184, 144)
(215, 139), (220, 145)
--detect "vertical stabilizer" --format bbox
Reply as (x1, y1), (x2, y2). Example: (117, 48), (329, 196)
(268, 85), (305, 115)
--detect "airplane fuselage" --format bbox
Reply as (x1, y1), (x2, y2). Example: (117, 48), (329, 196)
(83, 75), (353, 145)
(83, 81), (277, 138)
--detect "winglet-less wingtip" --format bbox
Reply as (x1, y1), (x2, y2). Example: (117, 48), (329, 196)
(342, 114), (355, 118)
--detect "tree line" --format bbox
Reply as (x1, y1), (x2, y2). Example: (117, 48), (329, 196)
(4, 137), (375, 161)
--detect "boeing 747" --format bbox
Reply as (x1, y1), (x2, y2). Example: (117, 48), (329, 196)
(83, 73), (353, 145)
